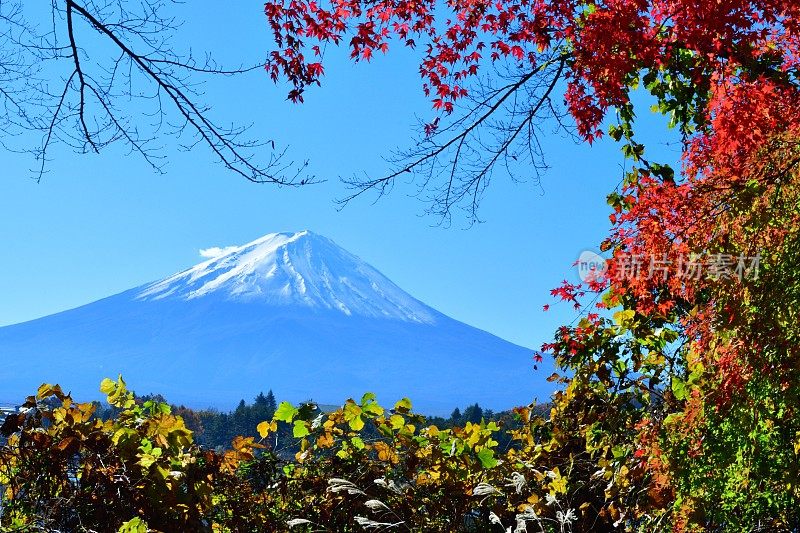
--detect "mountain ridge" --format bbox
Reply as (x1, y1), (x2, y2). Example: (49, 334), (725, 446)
(0, 231), (550, 414)
(135, 230), (439, 324)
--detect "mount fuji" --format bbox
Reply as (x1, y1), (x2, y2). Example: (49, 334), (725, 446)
(0, 231), (549, 413)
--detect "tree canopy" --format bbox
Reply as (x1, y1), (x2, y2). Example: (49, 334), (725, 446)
(264, 0), (800, 528)
(265, 0), (799, 219)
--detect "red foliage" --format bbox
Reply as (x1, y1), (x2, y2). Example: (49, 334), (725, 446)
(264, 2), (800, 520)
(264, 0), (800, 137)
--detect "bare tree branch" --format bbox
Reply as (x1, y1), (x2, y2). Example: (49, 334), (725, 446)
(339, 50), (573, 225)
(0, 0), (310, 185)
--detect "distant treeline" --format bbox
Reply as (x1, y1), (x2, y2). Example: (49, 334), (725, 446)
(94, 391), (279, 450)
(92, 390), (548, 451)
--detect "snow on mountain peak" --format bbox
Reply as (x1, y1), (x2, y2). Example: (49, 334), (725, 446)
(136, 231), (438, 323)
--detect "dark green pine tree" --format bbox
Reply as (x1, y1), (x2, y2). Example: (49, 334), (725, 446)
(463, 403), (484, 424)
(235, 399), (247, 413)
(254, 392), (268, 408)
(265, 390), (277, 415)
(233, 399), (249, 436)
(252, 392), (274, 427)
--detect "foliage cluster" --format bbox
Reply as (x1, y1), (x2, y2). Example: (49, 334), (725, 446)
(262, 0), (800, 529)
(0, 376), (611, 532)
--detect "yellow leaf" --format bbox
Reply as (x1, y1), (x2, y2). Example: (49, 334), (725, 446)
(139, 453), (157, 470)
(389, 414), (405, 430)
(316, 432), (335, 448)
(394, 398), (412, 413)
(257, 420), (277, 438)
(374, 441), (398, 464)
(37, 383), (56, 399)
(99, 378), (116, 395)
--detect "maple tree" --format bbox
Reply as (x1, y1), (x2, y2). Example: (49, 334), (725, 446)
(265, 0), (800, 529)
(264, 0), (800, 216)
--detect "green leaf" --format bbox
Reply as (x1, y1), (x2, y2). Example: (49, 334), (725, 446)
(138, 453), (157, 470)
(361, 392), (377, 404)
(349, 415), (365, 432)
(343, 402), (362, 420)
(672, 377), (687, 401)
(362, 402), (384, 417)
(612, 445), (627, 459)
(100, 378), (116, 395)
(476, 448), (498, 468)
(274, 402), (299, 423)
(118, 517), (148, 533)
(389, 414), (405, 430)
(292, 420), (310, 438)
(100, 375), (128, 406)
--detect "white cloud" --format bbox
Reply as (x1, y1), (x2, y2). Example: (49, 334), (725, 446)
(199, 246), (237, 259)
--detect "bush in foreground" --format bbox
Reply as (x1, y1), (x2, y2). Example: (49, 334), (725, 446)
(0, 376), (608, 532)
(2, 369), (797, 532)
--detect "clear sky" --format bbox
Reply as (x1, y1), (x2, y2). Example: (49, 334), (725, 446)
(0, 3), (679, 351)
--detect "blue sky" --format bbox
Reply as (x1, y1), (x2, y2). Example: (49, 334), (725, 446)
(0, 3), (679, 351)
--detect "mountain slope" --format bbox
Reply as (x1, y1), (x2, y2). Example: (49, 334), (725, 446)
(137, 231), (437, 323)
(0, 231), (550, 413)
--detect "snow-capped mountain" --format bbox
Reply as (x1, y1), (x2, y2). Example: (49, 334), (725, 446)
(137, 231), (437, 323)
(0, 231), (550, 413)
